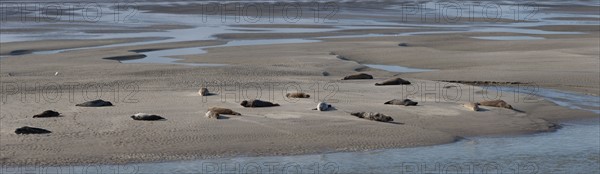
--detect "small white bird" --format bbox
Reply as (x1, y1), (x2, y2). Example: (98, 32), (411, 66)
(54, 72), (59, 76)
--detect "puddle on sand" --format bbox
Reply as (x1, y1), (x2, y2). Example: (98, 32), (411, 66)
(120, 39), (319, 66)
(364, 64), (434, 73)
(472, 36), (545, 41)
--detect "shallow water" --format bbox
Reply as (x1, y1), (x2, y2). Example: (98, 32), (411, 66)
(121, 39), (319, 66)
(4, 119), (597, 174)
(472, 36), (545, 41)
(364, 64), (435, 73)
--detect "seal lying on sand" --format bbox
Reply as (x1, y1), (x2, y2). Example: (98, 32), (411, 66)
(375, 78), (411, 86)
(206, 107), (241, 119)
(33, 110), (61, 118)
(198, 87), (210, 96)
(384, 99), (418, 106)
(477, 100), (513, 109)
(131, 113), (165, 121)
(350, 112), (394, 122)
(76, 100), (113, 107)
(342, 73), (373, 80)
(15, 126), (51, 134)
(286, 92), (310, 98)
(463, 102), (481, 111)
(240, 100), (280, 108)
(312, 102), (332, 111)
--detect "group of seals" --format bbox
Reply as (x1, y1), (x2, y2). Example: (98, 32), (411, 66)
(384, 99), (418, 106)
(15, 126), (52, 134)
(286, 92), (310, 98)
(350, 112), (394, 122)
(76, 99), (113, 107)
(240, 99), (280, 108)
(32, 110), (61, 118)
(205, 107), (242, 119)
(131, 113), (165, 121)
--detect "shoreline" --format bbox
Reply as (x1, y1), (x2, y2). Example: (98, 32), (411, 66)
(3, 116), (597, 168)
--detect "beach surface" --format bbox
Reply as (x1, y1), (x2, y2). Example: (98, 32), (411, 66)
(0, 0), (598, 166)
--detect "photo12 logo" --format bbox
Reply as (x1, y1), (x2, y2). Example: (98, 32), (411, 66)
(0, 1), (139, 23)
(1, 82), (139, 104)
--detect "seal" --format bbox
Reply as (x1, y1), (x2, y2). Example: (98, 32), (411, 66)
(206, 107), (241, 119)
(375, 78), (411, 86)
(198, 87), (210, 96)
(131, 113), (165, 121)
(286, 92), (310, 98)
(312, 102), (332, 111)
(463, 102), (481, 111)
(15, 126), (51, 134)
(76, 99), (113, 107)
(33, 110), (61, 118)
(477, 100), (513, 109)
(384, 99), (418, 106)
(342, 73), (373, 80)
(350, 112), (394, 122)
(240, 99), (280, 108)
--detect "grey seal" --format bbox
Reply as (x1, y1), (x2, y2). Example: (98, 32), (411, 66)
(76, 99), (113, 107)
(312, 102), (332, 111)
(350, 112), (394, 122)
(131, 113), (165, 121)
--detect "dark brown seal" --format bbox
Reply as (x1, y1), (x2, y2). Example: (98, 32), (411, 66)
(33, 110), (61, 118)
(384, 99), (418, 106)
(240, 100), (280, 108)
(375, 78), (411, 86)
(342, 73), (373, 80)
(15, 126), (52, 134)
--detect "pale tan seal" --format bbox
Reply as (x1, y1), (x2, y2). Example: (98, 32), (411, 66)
(206, 107), (241, 119)
(198, 87), (210, 96)
(477, 100), (513, 109)
(286, 92), (310, 98)
(463, 102), (481, 111)
(342, 73), (373, 80)
(375, 78), (411, 86)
